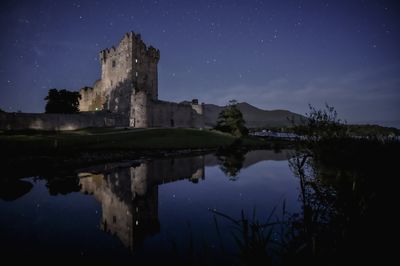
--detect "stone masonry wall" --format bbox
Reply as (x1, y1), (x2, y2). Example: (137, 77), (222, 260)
(0, 112), (125, 131)
(151, 100), (194, 128)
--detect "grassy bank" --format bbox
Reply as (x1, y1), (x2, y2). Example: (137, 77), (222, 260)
(0, 128), (239, 155)
(0, 128), (291, 179)
(0, 127), (279, 158)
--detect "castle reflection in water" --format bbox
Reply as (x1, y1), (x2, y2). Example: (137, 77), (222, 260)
(78, 151), (289, 251)
(79, 156), (205, 250)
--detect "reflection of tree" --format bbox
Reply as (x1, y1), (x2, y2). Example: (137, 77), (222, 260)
(285, 139), (398, 264)
(216, 145), (246, 179)
(286, 150), (336, 262)
(45, 175), (82, 195)
(0, 179), (33, 201)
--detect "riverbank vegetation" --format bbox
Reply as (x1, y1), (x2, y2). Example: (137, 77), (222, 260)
(250, 104), (399, 138)
(207, 104), (400, 265)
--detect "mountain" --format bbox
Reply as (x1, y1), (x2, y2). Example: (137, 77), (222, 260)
(202, 102), (304, 128)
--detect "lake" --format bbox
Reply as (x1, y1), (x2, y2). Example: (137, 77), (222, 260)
(0, 149), (300, 263)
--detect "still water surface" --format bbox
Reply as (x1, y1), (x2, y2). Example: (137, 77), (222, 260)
(0, 150), (299, 262)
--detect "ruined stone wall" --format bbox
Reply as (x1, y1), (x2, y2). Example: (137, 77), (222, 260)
(190, 101), (205, 128)
(79, 81), (104, 112)
(132, 90), (149, 128)
(151, 100), (204, 128)
(78, 87), (93, 112)
(0, 112), (125, 131)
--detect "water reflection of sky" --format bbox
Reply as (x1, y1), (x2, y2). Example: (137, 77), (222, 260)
(157, 160), (299, 252)
(0, 151), (300, 261)
(0, 178), (132, 259)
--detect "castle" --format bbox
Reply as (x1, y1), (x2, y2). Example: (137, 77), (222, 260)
(79, 32), (204, 128)
(0, 31), (301, 131)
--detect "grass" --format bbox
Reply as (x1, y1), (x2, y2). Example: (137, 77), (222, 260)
(0, 128), (280, 157)
(211, 208), (279, 265)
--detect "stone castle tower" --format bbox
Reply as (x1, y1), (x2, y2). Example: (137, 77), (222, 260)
(79, 32), (204, 128)
(79, 32), (160, 127)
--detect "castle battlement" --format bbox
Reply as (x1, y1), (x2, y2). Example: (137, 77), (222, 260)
(99, 32), (160, 64)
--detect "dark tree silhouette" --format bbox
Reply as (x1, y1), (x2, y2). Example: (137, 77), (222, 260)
(294, 103), (348, 140)
(285, 137), (399, 265)
(216, 146), (246, 179)
(45, 175), (82, 195)
(44, 89), (81, 113)
(0, 179), (33, 201)
(215, 100), (248, 137)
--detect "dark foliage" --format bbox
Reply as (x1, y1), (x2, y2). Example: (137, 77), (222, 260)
(215, 100), (248, 137)
(45, 175), (82, 195)
(293, 103), (348, 140)
(216, 141), (247, 178)
(44, 88), (81, 113)
(0, 179), (33, 201)
(347, 123), (400, 137)
(211, 106), (399, 265)
(285, 138), (399, 265)
(283, 105), (398, 263)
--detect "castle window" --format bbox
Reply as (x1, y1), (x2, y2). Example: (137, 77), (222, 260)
(112, 60), (116, 67)
(113, 216), (117, 224)
(135, 58), (138, 63)
(135, 71), (138, 77)
(111, 80), (113, 86)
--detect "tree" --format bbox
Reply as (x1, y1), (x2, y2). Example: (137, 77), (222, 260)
(294, 103), (348, 140)
(215, 100), (248, 137)
(0, 108), (5, 113)
(44, 89), (81, 113)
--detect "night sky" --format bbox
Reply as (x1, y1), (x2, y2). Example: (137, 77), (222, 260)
(0, 0), (399, 126)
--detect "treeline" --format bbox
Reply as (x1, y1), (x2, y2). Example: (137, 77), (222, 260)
(251, 124), (400, 137)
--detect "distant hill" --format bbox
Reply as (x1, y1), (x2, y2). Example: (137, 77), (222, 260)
(202, 102), (304, 128)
